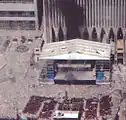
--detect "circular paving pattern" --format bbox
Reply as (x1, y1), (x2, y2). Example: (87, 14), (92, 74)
(16, 45), (29, 53)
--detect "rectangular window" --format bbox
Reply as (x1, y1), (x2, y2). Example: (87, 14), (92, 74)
(0, 11), (35, 17)
(96, 60), (110, 71)
(0, 20), (35, 30)
(0, 0), (34, 3)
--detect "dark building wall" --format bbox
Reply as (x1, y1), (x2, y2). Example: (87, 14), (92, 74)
(42, 0), (126, 43)
(37, 0), (43, 30)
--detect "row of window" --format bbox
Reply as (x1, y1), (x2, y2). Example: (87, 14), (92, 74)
(0, 0), (34, 3)
(0, 21), (35, 30)
(0, 11), (35, 17)
(85, 2), (126, 27)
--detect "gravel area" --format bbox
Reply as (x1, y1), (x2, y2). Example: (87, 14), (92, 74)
(0, 40), (125, 119)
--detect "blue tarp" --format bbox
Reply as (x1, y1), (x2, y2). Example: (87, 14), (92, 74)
(96, 71), (104, 81)
(47, 71), (54, 80)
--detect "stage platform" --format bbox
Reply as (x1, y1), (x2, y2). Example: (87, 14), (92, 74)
(54, 71), (96, 85)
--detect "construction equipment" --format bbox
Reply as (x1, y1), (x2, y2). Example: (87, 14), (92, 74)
(116, 39), (124, 64)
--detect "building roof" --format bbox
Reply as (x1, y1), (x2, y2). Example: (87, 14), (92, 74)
(39, 39), (111, 60)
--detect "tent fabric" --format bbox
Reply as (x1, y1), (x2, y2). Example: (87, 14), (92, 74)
(39, 39), (111, 60)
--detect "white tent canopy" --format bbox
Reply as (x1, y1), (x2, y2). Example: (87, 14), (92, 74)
(39, 39), (111, 60)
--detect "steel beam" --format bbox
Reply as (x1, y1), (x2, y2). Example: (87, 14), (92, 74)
(92, 0), (94, 26)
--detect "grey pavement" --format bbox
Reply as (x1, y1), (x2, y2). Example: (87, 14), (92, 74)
(0, 38), (125, 119)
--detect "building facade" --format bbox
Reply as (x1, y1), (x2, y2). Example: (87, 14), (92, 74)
(43, 0), (126, 43)
(0, 0), (38, 30)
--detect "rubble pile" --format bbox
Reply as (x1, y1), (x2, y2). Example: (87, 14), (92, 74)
(21, 95), (115, 120)
(39, 99), (57, 119)
(100, 96), (112, 116)
(85, 97), (98, 119)
(23, 96), (43, 115)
